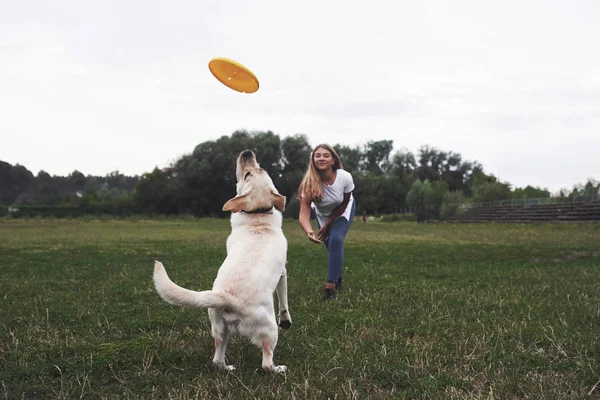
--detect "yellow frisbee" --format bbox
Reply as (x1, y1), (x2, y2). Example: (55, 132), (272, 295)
(208, 57), (260, 93)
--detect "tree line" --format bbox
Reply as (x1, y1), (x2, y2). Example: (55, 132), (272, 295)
(1, 130), (598, 220)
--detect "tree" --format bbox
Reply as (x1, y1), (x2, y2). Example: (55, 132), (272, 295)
(68, 170), (86, 191)
(0, 161), (10, 204)
(458, 160), (483, 197)
(277, 134), (312, 218)
(281, 134), (312, 175)
(512, 185), (551, 199)
(413, 146), (482, 195)
(389, 148), (416, 179)
(582, 179), (600, 196)
(406, 180), (429, 223)
(406, 179), (448, 222)
(567, 179), (600, 200)
(387, 148), (417, 212)
(134, 168), (176, 214)
(333, 144), (362, 173)
(361, 140), (394, 175)
(0, 161), (34, 205)
(415, 145), (447, 182)
(471, 172), (512, 203)
(34, 171), (61, 205)
(164, 130), (286, 217)
(440, 191), (466, 219)
(353, 173), (381, 214)
(425, 180), (448, 219)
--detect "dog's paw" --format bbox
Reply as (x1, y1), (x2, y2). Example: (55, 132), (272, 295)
(263, 365), (287, 373)
(279, 310), (292, 329)
(272, 365), (287, 373)
(213, 361), (235, 372)
(279, 319), (292, 330)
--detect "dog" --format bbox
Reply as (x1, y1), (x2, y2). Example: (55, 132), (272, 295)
(153, 150), (291, 373)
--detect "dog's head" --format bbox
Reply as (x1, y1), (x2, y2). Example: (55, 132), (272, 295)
(222, 150), (286, 214)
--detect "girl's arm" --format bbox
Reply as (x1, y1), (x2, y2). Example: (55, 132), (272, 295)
(299, 197), (322, 244)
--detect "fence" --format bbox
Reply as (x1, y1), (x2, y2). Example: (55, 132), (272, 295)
(461, 193), (599, 210)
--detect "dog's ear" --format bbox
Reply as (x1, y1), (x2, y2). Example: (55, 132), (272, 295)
(223, 195), (248, 213)
(272, 192), (286, 212)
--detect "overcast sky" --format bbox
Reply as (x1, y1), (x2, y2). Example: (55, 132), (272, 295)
(1, 1), (598, 193)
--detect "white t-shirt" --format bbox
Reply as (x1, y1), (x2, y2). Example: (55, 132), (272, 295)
(311, 169), (355, 226)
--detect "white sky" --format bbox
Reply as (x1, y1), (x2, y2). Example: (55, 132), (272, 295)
(1, 0), (599, 193)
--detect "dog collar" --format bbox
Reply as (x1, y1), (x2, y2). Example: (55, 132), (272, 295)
(240, 207), (274, 215)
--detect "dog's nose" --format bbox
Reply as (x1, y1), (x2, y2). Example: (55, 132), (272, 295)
(241, 150), (254, 160)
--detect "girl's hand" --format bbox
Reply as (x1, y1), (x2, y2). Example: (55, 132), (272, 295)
(306, 231), (322, 244)
(317, 224), (330, 241)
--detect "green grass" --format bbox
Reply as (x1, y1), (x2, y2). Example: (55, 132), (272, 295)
(1, 218), (599, 399)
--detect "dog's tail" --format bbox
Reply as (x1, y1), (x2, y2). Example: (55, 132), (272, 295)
(153, 261), (243, 312)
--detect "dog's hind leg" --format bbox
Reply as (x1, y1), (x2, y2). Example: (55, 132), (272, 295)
(260, 333), (287, 373)
(212, 330), (234, 371)
(276, 268), (292, 330)
(257, 316), (287, 373)
(209, 311), (234, 372)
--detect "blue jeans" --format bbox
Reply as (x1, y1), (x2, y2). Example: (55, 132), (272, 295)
(316, 201), (356, 284)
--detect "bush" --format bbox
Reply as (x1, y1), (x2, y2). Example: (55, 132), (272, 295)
(379, 213), (417, 222)
(406, 180), (448, 222)
(10, 205), (85, 218)
(440, 191), (465, 219)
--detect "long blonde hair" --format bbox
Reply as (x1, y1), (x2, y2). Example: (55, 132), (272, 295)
(297, 144), (344, 202)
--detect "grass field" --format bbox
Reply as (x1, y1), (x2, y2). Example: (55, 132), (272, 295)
(1, 218), (599, 399)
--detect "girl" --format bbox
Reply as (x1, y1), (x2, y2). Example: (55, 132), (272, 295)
(297, 144), (356, 302)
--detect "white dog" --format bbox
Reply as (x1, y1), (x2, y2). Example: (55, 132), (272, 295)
(153, 150), (291, 373)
